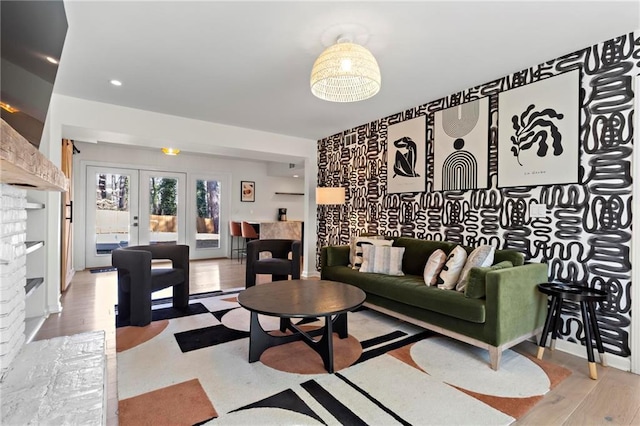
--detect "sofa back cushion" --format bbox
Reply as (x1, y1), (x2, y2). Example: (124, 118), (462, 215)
(464, 260), (514, 298)
(393, 237), (457, 276)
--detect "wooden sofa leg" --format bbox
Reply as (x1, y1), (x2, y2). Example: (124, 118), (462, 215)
(489, 347), (501, 370)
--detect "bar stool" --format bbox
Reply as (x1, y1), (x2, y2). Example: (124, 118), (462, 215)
(229, 221), (243, 261)
(536, 283), (608, 380)
(240, 221), (259, 264)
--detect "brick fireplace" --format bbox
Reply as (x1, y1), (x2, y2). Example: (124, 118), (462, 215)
(0, 119), (68, 376)
(0, 184), (27, 376)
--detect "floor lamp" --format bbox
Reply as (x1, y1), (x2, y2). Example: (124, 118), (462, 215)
(316, 187), (346, 246)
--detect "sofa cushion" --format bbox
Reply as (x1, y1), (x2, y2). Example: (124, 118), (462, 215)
(350, 236), (392, 269)
(393, 237), (457, 276)
(323, 245), (350, 267)
(455, 245), (495, 292)
(360, 245), (405, 276)
(436, 246), (467, 290)
(464, 261), (514, 299)
(322, 266), (485, 323)
(423, 249), (446, 286)
(494, 249), (524, 266)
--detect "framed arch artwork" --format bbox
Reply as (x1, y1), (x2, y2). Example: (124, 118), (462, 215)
(433, 97), (490, 191)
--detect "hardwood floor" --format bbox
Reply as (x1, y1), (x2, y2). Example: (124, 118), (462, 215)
(33, 258), (640, 425)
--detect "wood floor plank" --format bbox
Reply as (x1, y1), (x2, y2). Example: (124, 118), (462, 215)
(514, 366), (600, 425)
(564, 365), (640, 425)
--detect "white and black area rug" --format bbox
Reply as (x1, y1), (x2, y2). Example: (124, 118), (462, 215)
(116, 290), (570, 425)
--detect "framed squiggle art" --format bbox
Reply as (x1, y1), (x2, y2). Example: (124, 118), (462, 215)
(433, 97), (490, 191)
(497, 69), (580, 188)
(386, 115), (426, 194)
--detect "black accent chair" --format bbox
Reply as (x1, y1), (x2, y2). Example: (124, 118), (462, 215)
(112, 244), (189, 326)
(245, 239), (301, 288)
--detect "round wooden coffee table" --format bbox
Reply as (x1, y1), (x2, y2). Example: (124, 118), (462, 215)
(237, 279), (366, 373)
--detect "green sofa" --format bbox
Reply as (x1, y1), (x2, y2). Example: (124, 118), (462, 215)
(321, 236), (548, 370)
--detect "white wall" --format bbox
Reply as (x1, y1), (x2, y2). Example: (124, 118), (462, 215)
(75, 141), (305, 221)
(44, 94), (318, 279)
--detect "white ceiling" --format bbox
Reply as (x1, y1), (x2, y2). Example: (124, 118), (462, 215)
(55, 1), (638, 143)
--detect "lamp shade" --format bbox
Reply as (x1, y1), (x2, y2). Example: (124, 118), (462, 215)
(310, 39), (381, 103)
(316, 187), (346, 205)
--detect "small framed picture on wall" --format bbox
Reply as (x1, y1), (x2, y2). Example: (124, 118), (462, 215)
(241, 181), (255, 202)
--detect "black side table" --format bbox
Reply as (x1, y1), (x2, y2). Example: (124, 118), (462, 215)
(536, 283), (608, 380)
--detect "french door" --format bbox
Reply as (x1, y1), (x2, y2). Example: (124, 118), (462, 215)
(85, 166), (186, 268)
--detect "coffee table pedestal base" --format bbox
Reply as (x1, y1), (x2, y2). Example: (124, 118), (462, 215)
(247, 312), (348, 374)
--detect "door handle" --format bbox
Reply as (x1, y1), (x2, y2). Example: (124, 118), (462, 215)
(65, 201), (73, 223)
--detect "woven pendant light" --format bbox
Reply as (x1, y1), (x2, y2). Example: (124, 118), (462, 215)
(310, 35), (381, 103)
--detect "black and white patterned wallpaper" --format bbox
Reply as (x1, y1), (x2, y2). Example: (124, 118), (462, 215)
(317, 32), (638, 358)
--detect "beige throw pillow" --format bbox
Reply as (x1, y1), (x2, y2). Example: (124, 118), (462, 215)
(455, 245), (496, 292)
(436, 246), (468, 290)
(423, 249), (447, 286)
(359, 245), (405, 276)
(350, 237), (392, 269)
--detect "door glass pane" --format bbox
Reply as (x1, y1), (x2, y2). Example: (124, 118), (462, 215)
(149, 176), (179, 245)
(196, 179), (220, 249)
(94, 173), (130, 254)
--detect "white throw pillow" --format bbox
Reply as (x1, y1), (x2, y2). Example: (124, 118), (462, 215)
(423, 249), (447, 286)
(359, 245), (405, 276)
(436, 246), (468, 290)
(455, 245), (496, 292)
(350, 237), (392, 269)
(350, 235), (385, 266)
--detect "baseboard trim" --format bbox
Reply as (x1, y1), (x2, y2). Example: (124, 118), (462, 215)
(302, 270), (321, 279)
(552, 339), (632, 373)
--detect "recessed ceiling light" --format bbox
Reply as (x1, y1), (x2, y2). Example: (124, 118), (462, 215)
(45, 56), (59, 64)
(110, 79), (122, 86)
(161, 147), (180, 156)
(293, 175), (299, 178)
(0, 102), (18, 113)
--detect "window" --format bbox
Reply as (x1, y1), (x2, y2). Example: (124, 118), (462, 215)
(195, 179), (221, 249)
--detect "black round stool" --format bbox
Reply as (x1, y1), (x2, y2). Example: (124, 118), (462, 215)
(536, 283), (608, 380)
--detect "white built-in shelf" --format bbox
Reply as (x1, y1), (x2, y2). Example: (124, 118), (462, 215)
(25, 277), (44, 297)
(25, 202), (45, 210)
(25, 241), (45, 254)
(275, 192), (304, 196)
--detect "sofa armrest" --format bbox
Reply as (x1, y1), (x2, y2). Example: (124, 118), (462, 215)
(484, 263), (548, 346)
(320, 245), (350, 268)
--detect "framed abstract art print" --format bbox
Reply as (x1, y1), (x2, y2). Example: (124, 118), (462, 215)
(497, 69), (580, 188)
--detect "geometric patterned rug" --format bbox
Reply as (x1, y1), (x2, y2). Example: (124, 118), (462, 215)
(116, 290), (570, 425)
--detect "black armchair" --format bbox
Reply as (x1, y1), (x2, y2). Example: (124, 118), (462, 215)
(245, 239), (301, 288)
(112, 244), (189, 326)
